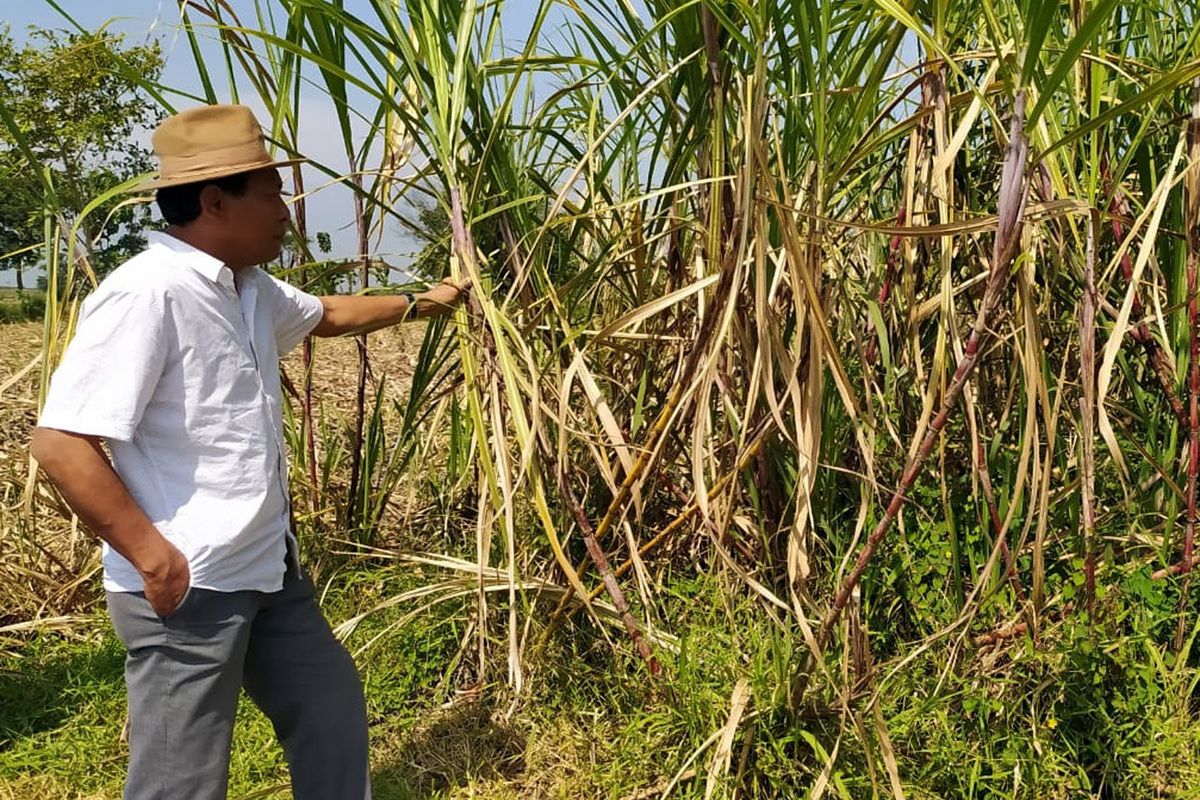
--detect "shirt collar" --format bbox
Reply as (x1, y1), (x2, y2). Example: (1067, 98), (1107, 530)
(148, 230), (235, 289)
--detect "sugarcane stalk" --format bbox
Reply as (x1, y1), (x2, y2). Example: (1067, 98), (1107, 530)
(1071, 11), (1094, 612)
(1080, 211), (1098, 612)
(290, 160), (321, 515)
(536, 429), (660, 674)
(974, 603), (1073, 648)
(1152, 80), (1200, 581)
(345, 159), (370, 533)
(790, 92), (1029, 706)
(1184, 81), (1200, 571)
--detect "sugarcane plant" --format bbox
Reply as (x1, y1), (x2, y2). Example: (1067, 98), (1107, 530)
(11, 0), (1200, 792)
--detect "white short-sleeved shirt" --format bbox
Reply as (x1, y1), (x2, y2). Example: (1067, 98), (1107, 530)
(39, 231), (325, 593)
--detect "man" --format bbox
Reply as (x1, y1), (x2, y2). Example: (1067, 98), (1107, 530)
(30, 105), (467, 799)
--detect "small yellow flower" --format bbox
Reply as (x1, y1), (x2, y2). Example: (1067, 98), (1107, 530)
(1046, 717), (1057, 729)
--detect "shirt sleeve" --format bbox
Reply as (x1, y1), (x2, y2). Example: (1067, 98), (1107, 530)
(38, 288), (169, 442)
(264, 273), (324, 356)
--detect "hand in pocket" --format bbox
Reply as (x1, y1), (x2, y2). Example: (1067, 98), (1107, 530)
(142, 544), (191, 618)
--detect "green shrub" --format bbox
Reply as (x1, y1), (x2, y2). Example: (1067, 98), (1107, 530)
(0, 292), (46, 323)
(19, 293), (44, 320)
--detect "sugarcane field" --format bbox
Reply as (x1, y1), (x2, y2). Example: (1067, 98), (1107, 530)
(4, 1), (1200, 798)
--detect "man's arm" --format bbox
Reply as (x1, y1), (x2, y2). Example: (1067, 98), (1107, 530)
(311, 279), (468, 338)
(30, 427), (189, 616)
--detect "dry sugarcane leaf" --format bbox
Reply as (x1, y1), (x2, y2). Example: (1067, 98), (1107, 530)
(0, 355), (41, 401)
(1096, 133), (1186, 481)
(705, 678), (752, 800)
(872, 694), (906, 799)
(563, 351), (642, 516)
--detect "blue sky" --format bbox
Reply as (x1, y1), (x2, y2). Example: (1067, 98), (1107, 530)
(3, 0), (559, 285)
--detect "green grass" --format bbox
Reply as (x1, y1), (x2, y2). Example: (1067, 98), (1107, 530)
(0, 626), (128, 794)
(10, 559), (1200, 797)
(0, 556), (471, 799)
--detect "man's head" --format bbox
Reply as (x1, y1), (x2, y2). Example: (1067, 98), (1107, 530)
(156, 168), (290, 269)
(136, 105), (302, 269)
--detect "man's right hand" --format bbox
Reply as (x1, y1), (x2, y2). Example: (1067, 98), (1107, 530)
(139, 542), (191, 618)
(31, 427), (195, 619)
(415, 278), (471, 318)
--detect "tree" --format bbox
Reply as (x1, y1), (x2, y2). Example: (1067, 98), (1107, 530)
(406, 199), (507, 285)
(0, 26), (164, 290)
(406, 200), (453, 282)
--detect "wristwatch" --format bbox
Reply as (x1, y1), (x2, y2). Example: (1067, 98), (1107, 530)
(403, 290), (417, 315)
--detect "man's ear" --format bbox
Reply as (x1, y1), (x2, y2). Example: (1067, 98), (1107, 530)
(197, 184), (224, 219)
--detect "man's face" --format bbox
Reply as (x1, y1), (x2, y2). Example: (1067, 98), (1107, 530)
(220, 168), (291, 267)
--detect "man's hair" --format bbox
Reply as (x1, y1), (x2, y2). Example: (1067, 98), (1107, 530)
(156, 172), (251, 226)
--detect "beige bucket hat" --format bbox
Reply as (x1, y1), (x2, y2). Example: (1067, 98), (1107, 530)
(132, 104), (304, 191)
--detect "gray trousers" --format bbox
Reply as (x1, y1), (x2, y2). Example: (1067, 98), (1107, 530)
(106, 551), (371, 800)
